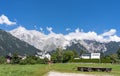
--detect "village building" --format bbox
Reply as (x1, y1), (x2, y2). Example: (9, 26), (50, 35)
(6, 55), (12, 63)
(81, 54), (91, 59)
(80, 53), (101, 59)
(6, 53), (12, 63)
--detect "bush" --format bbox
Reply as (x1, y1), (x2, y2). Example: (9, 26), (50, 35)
(19, 59), (28, 65)
(0, 56), (6, 64)
(101, 57), (111, 63)
(36, 59), (46, 64)
(70, 59), (99, 63)
(19, 56), (49, 65)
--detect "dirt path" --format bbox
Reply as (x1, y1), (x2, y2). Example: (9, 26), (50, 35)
(47, 71), (97, 76)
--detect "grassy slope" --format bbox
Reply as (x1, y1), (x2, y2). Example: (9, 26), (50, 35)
(0, 63), (120, 76)
(0, 64), (49, 76)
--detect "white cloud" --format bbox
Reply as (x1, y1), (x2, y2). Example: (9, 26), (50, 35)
(101, 29), (116, 36)
(65, 28), (120, 42)
(46, 27), (53, 33)
(33, 25), (37, 30)
(10, 26), (120, 43)
(75, 28), (84, 33)
(40, 27), (43, 31)
(66, 28), (71, 31)
(75, 28), (80, 33)
(109, 35), (120, 42)
(65, 30), (99, 41)
(0, 14), (16, 25)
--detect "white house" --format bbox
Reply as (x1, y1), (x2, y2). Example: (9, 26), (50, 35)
(80, 53), (100, 59)
(91, 53), (100, 59)
(81, 54), (91, 59)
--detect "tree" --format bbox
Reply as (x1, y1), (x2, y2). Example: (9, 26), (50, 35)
(117, 48), (120, 59)
(44, 57), (49, 64)
(51, 48), (76, 63)
(109, 54), (119, 63)
(11, 53), (21, 64)
(73, 50), (79, 58)
(62, 50), (74, 63)
(51, 48), (63, 63)
(51, 52), (57, 63)
(56, 48), (63, 63)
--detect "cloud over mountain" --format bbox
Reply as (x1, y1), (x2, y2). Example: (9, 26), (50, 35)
(0, 14), (16, 25)
(102, 29), (116, 36)
(46, 27), (53, 33)
(65, 28), (120, 42)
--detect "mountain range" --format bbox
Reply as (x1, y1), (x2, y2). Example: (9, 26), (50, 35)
(0, 29), (40, 55)
(9, 26), (120, 55)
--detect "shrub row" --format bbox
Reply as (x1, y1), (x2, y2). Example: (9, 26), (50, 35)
(0, 55), (49, 65)
(69, 58), (111, 63)
(13, 56), (49, 65)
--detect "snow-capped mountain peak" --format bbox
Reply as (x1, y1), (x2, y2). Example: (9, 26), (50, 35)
(9, 26), (69, 51)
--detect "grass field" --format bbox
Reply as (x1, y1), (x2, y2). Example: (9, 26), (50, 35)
(0, 63), (120, 76)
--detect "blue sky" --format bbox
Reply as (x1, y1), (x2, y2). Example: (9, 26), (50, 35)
(0, 0), (120, 35)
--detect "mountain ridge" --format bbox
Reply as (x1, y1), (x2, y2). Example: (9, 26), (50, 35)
(0, 29), (40, 55)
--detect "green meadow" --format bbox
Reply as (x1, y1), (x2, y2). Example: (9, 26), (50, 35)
(0, 63), (120, 76)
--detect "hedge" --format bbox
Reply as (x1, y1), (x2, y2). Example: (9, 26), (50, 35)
(69, 58), (111, 63)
